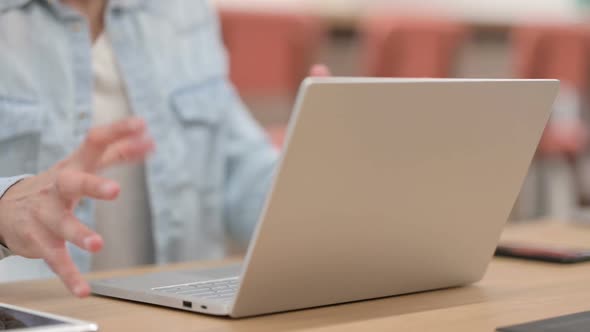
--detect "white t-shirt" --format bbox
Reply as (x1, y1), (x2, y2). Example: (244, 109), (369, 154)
(91, 34), (155, 271)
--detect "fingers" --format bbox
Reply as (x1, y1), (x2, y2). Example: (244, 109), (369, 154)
(309, 64), (331, 77)
(44, 245), (91, 297)
(73, 117), (146, 171)
(49, 213), (104, 253)
(539, 123), (588, 156)
(97, 135), (155, 170)
(56, 170), (120, 202)
(23, 226), (90, 298)
(37, 182), (104, 251)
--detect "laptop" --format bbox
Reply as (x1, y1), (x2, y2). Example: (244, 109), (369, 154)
(91, 78), (558, 318)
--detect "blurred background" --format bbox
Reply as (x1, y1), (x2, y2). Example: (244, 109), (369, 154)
(214, 0), (590, 222)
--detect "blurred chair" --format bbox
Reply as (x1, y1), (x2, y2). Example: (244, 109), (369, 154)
(361, 16), (468, 78)
(514, 25), (590, 91)
(219, 9), (324, 148)
(511, 24), (590, 220)
(220, 9), (324, 96)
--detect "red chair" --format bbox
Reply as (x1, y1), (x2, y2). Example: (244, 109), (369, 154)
(219, 9), (324, 97)
(513, 25), (590, 91)
(362, 16), (468, 78)
(219, 9), (324, 148)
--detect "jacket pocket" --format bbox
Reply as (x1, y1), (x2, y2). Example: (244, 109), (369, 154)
(0, 97), (43, 175)
(170, 78), (230, 191)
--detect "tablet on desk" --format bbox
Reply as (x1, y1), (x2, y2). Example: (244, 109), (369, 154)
(0, 303), (97, 332)
(497, 311), (590, 331)
(495, 243), (590, 264)
(497, 222), (590, 264)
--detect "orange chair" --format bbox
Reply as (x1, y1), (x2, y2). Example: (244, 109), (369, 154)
(219, 9), (324, 148)
(362, 16), (468, 78)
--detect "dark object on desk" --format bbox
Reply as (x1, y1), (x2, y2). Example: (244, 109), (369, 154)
(495, 243), (590, 264)
(0, 310), (26, 329)
(0, 305), (58, 330)
(497, 311), (590, 331)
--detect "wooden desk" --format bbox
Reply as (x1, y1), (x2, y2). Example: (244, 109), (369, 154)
(3, 221), (590, 331)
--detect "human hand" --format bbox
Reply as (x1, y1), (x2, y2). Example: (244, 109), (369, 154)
(0, 117), (154, 297)
(539, 121), (588, 156)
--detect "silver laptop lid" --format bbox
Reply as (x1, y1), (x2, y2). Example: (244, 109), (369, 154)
(231, 78), (558, 317)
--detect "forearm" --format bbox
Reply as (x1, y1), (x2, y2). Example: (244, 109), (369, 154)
(225, 155), (276, 247)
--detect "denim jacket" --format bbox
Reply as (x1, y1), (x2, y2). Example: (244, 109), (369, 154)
(0, 0), (277, 275)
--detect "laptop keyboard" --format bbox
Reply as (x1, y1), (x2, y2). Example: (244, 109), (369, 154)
(152, 277), (239, 300)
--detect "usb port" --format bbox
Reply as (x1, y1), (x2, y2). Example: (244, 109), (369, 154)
(182, 301), (192, 308)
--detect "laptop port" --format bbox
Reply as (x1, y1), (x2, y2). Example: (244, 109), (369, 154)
(182, 301), (192, 309)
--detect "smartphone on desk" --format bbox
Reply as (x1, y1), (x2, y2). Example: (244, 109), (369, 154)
(495, 243), (590, 264)
(0, 303), (97, 331)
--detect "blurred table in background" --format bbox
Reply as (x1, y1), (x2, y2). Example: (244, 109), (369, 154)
(213, 0), (589, 30)
(213, 0), (590, 222)
(500, 219), (590, 249)
(211, 0), (590, 100)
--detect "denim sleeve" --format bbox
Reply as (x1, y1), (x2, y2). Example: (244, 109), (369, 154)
(223, 94), (278, 249)
(0, 244), (10, 259)
(0, 175), (30, 199)
(197, 2), (278, 248)
(0, 175), (31, 259)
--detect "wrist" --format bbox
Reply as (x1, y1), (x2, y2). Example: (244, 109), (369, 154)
(0, 176), (31, 248)
(0, 176), (32, 201)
